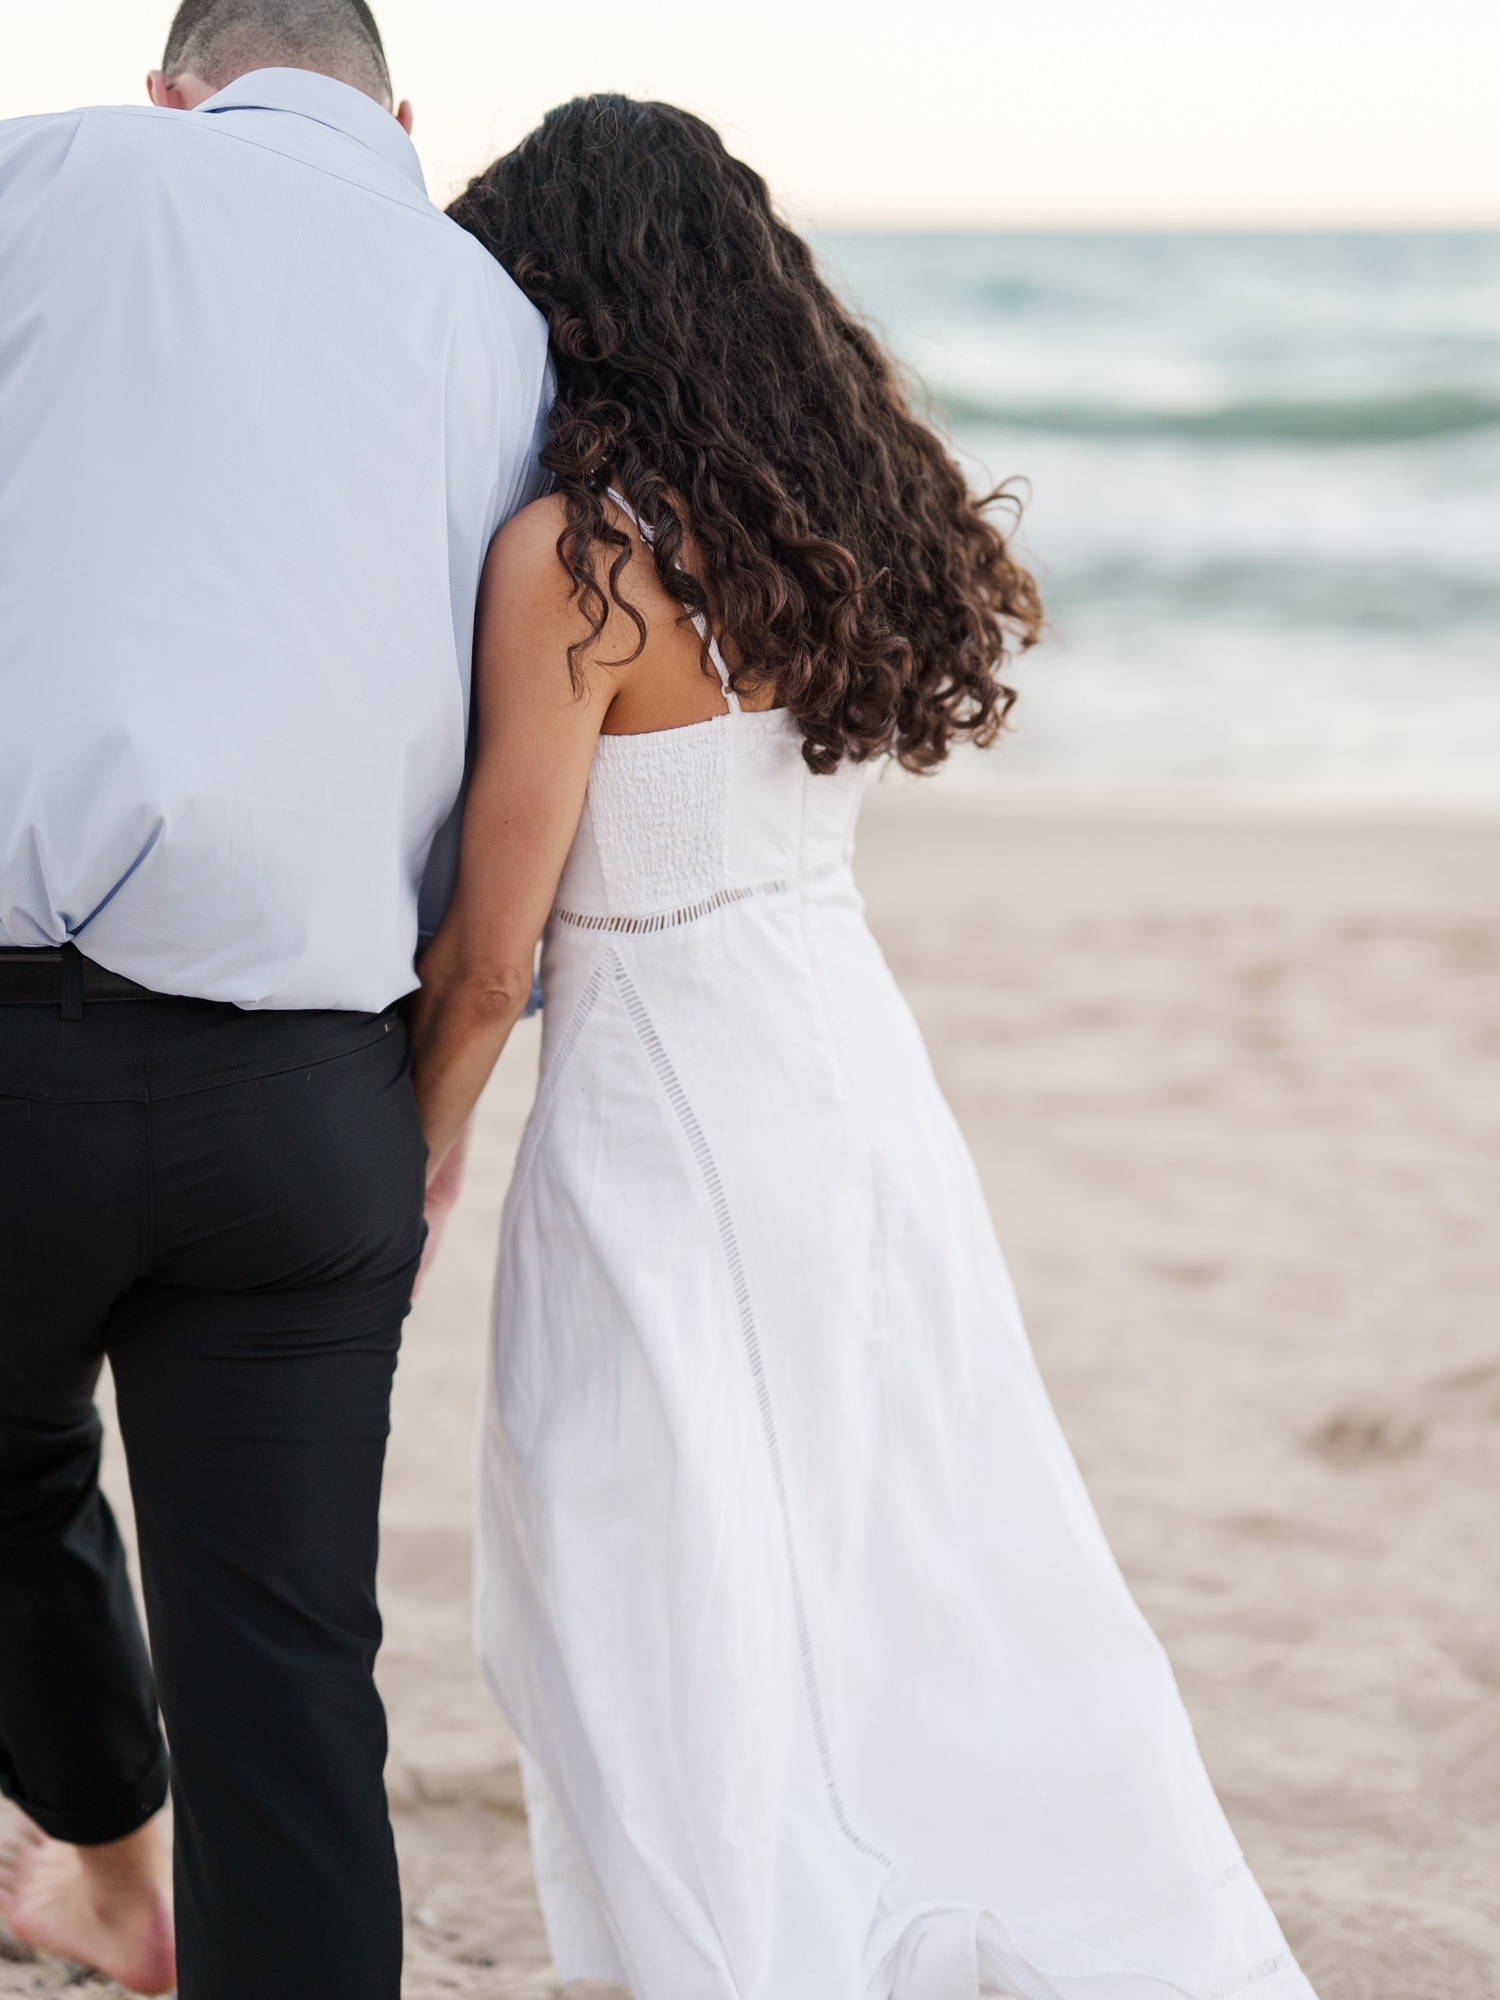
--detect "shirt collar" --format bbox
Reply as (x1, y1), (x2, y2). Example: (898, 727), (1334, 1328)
(195, 67), (426, 193)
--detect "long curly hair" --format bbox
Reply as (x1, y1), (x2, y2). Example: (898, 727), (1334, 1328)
(449, 95), (1041, 774)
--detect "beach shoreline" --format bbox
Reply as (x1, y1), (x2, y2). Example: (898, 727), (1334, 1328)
(5, 800), (1497, 1998)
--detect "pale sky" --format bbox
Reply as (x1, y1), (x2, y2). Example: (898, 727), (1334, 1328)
(2, 0), (1497, 226)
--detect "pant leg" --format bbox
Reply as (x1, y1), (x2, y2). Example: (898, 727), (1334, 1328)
(0, 1048), (171, 1844)
(108, 1014), (426, 2000)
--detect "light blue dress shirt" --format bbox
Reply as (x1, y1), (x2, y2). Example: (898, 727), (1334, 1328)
(0, 71), (550, 1010)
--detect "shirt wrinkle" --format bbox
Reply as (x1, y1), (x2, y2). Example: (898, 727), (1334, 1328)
(0, 82), (552, 1010)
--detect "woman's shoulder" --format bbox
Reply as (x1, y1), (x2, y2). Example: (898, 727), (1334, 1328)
(486, 490), (673, 628)
(481, 492), (664, 668)
(482, 495), (580, 624)
(488, 491), (646, 577)
(491, 492), (568, 566)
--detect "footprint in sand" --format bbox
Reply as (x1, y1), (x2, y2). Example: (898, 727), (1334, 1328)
(1307, 1358), (1500, 1468)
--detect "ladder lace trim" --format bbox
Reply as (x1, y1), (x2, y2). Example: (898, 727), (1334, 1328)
(552, 867), (835, 936)
(1085, 1859), (1247, 1948)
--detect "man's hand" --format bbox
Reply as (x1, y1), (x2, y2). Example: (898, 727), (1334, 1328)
(412, 1123), (469, 1299)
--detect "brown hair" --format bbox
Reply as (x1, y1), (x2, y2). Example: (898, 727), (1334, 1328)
(449, 95), (1041, 774)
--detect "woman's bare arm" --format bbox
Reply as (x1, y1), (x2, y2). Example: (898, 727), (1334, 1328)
(407, 497), (617, 1182)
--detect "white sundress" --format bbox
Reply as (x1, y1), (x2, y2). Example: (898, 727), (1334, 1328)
(475, 499), (1317, 2000)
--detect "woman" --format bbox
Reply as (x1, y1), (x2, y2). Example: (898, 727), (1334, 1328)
(412, 96), (1315, 2000)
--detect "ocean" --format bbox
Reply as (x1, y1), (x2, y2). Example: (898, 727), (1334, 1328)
(818, 232), (1500, 815)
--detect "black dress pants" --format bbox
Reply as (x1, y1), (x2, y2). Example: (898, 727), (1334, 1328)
(0, 991), (426, 1999)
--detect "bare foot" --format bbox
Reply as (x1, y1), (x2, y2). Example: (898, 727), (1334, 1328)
(0, 1817), (175, 1995)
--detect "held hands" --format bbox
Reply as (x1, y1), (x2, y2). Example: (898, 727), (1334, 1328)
(412, 1123), (470, 1299)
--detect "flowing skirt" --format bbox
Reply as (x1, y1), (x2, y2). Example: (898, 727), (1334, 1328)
(476, 867), (1314, 2000)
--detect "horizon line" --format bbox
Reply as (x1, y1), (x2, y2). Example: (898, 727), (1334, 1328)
(793, 214), (1500, 236)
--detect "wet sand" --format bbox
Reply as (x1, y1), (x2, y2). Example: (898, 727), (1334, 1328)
(4, 802), (1498, 1997)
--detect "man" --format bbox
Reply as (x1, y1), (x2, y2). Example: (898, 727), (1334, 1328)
(0, 4), (549, 1993)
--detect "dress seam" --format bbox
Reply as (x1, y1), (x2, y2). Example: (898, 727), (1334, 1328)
(499, 960), (610, 1246)
(609, 950), (890, 1871)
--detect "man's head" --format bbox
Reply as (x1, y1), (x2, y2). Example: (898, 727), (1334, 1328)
(147, 0), (411, 128)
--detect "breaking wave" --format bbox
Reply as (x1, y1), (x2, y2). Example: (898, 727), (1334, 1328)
(936, 388), (1500, 446)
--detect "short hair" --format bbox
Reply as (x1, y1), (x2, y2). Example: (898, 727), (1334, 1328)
(162, 0), (392, 105)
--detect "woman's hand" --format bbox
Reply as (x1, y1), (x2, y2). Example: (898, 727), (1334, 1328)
(412, 1121), (469, 1297)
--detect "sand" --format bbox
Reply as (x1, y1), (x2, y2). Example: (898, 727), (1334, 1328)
(4, 800), (1498, 1999)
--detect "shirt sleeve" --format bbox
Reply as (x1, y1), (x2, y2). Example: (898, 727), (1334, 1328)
(0, 113), (85, 257)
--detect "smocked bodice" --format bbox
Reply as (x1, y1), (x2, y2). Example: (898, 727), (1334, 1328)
(551, 709), (865, 931)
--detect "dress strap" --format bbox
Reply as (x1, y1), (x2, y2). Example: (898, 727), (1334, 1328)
(606, 486), (648, 541)
(700, 630), (740, 712)
(605, 487), (740, 714)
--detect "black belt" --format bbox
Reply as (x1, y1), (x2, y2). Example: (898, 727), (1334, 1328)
(0, 945), (153, 1020)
